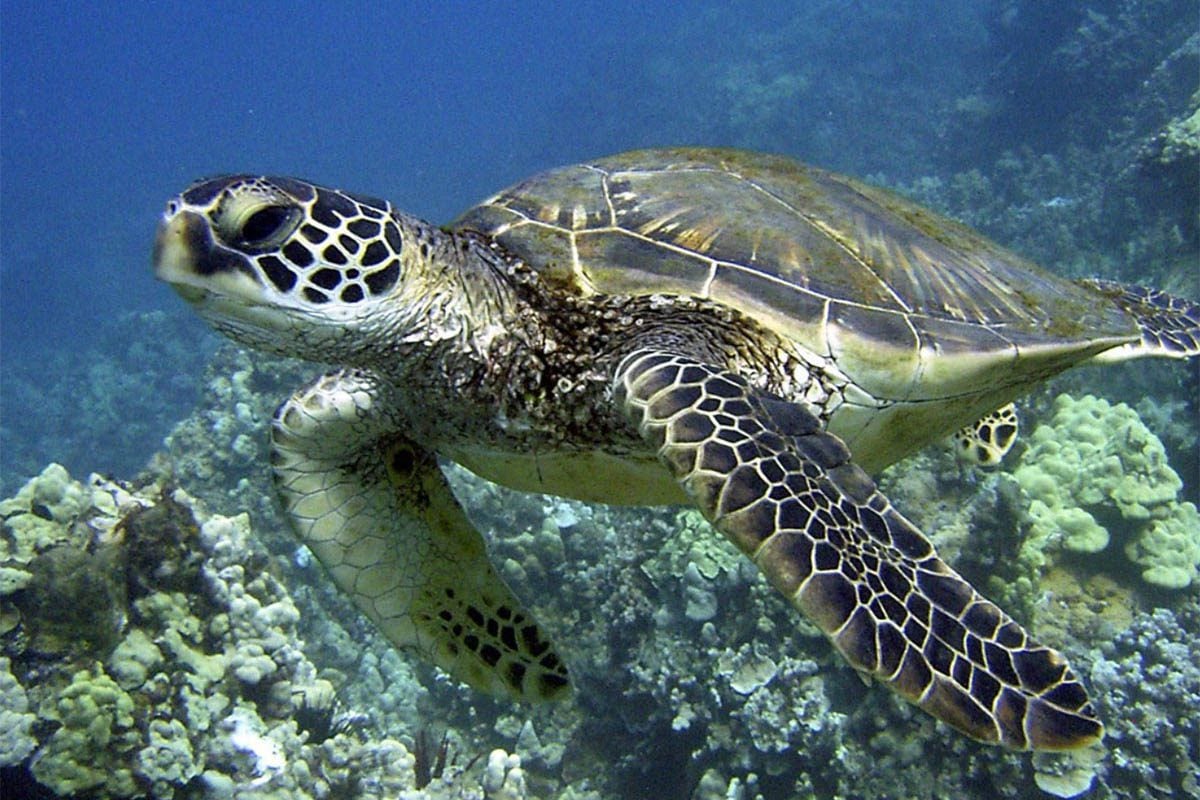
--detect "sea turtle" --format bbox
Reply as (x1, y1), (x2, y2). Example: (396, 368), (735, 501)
(153, 148), (1199, 751)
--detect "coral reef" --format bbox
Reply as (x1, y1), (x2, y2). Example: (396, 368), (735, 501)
(6, 450), (1196, 799)
(5, 336), (1196, 800)
(1087, 602), (1200, 797)
(157, 343), (313, 538)
(0, 465), (533, 799)
(1013, 393), (1200, 589)
(1143, 99), (1200, 166)
(0, 656), (36, 768)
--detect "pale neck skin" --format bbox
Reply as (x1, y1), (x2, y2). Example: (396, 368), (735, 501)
(349, 219), (530, 379)
(347, 219), (603, 448)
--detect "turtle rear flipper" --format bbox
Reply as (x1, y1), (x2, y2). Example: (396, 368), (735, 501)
(271, 369), (569, 701)
(1081, 279), (1200, 362)
(953, 403), (1019, 467)
(616, 350), (1102, 750)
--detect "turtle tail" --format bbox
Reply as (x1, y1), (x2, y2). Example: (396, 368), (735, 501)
(1080, 278), (1200, 363)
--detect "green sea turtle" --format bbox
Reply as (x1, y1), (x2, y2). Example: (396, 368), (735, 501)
(153, 148), (1199, 751)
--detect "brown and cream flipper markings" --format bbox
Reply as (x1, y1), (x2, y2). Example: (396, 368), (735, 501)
(615, 350), (1104, 750)
(953, 403), (1019, 468)
(1080, 278), (1200, 360)
(270, 368), (570, 701)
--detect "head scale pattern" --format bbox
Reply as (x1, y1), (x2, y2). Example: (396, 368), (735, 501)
(175, 175), (405, 307)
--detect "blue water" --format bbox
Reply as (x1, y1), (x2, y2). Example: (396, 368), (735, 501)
(0, 1), (1002, 362)
(1, 3), (1197, 797)
(1, 0), (1026, 489)
(0, 2), (680, 344)
(0, 1), (693, 485)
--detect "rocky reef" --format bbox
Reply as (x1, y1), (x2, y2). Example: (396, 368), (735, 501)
(0, 464), (530, 800)
(1013, 394), (1200, 590)
(3, 344), (1198, 799)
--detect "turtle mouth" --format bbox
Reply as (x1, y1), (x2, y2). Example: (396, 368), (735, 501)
(153, 210), (267, 306)
(171, 283), (209, 303)
(152, 211), (199, 283)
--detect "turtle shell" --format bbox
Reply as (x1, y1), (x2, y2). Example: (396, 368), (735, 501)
(451, 148), (1137, 404)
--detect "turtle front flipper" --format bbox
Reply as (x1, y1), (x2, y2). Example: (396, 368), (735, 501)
(615, 350), (1102, 750)
(270, 369), (569, 701)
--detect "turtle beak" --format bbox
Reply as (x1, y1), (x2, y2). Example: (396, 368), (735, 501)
(153, 210), (208, 300)
(153, 209), (263, 304)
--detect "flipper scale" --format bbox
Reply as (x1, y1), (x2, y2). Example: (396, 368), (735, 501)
(1082, 278), (1200, 361)
(271, 369), (569, 701)
(616, 349), (1103, 750)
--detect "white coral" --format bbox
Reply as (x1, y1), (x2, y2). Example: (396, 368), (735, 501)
(224, 708), (286, 787)
(483, 748), (528, 800)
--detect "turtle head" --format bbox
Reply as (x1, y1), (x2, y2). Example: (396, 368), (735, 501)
(154, 175), (410, 359)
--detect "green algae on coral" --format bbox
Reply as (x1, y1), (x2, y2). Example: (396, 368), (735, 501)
(1014, 393), (1200, 588)
(32, 666), (139, 796)
(1, 465), (540, 799)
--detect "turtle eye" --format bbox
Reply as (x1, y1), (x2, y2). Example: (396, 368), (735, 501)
(237, 205), (300, 249)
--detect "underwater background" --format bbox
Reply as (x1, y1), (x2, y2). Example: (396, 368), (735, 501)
(1, 1), (1197, 798)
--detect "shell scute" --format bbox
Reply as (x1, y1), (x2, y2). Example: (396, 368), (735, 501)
(451, 148), (1140, 399)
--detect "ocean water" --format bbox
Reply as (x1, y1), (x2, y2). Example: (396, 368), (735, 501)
(1, 2), (1197, 799)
